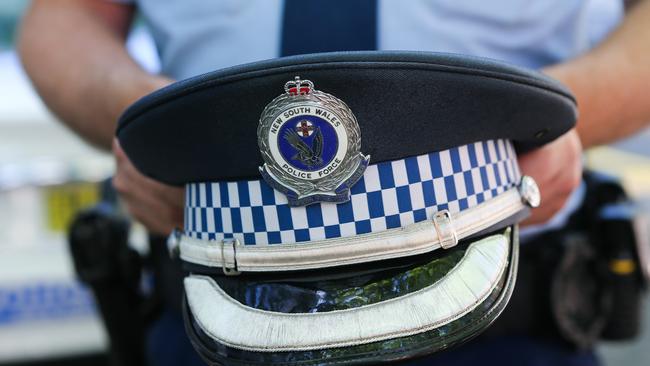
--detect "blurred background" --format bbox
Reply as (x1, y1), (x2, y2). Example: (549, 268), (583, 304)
(1, 1), (649, 365)
(0, 1), (156, 365)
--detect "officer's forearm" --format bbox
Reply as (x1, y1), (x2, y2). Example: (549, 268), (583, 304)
(18, 0), (171, 151)
(544, 0), (650, 149)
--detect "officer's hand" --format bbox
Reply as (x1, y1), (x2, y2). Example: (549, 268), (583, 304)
(112, 138), (185, 235)
(518, 129), (582, 226)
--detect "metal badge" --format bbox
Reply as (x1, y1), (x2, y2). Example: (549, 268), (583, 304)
(258, 77), (369, 206)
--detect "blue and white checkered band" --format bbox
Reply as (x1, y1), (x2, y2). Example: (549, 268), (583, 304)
(185, 139), (521, 245)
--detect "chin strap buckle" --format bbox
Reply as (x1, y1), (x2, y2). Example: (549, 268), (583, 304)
(433, 210), (458, 249)
(221, 238), (241, 276)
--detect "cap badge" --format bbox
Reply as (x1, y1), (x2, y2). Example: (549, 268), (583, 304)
(258, 76), (369, 206)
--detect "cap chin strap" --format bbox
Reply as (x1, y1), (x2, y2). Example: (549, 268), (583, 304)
(184, 230), (511, 352)
(173, 178), (536, 273)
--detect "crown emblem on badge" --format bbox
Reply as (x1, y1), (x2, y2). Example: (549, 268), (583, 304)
(285, 76), (314, 96)
(257, 76), (370, 206)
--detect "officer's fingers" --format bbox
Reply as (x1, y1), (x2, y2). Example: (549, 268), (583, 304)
(116, 185), (184, 235)
(113, 162), (183, 229)
(542, 131), (582, 195)
(519, 130), (582, 226)
(147, 182), (185, 210)
(113, 138), (184, 209)
(532, 162), (576, 205)
(112, 138), (128, 162)
(518, 129), (581, 177)
(521, 169), (579, 226)
(112, 138), (184, 233)
(522, 188), (570, 225)
(113, 180), (184, 235)
(112, 159), (146, 201)
(119, 163), (184, 210)
(114, 173), (183, 223)
(123, 198), (180, 236)
(525, 173), (578, 224)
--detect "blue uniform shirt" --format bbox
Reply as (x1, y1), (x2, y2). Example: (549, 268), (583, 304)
(126, 1), (624, 365)
(130, 0), (623, 79)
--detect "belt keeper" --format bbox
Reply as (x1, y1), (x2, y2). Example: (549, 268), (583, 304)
(433, 210), (458, 249)
(221, 238), (241, 276)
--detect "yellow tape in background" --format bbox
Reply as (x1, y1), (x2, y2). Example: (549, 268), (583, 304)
(586, 147), (650, 198)
(45, 183), (100, 232)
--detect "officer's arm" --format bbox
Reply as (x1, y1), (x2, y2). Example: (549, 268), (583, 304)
(19, 0), (183, 235)
(18, 0), (172, 150)
(544, 0), (650, 148)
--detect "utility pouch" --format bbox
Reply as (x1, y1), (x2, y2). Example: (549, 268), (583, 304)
(488, 171), (648, 350)
(555, 172), (648, 345)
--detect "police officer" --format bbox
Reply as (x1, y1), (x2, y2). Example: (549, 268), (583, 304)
(18, 1), (650, 365)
